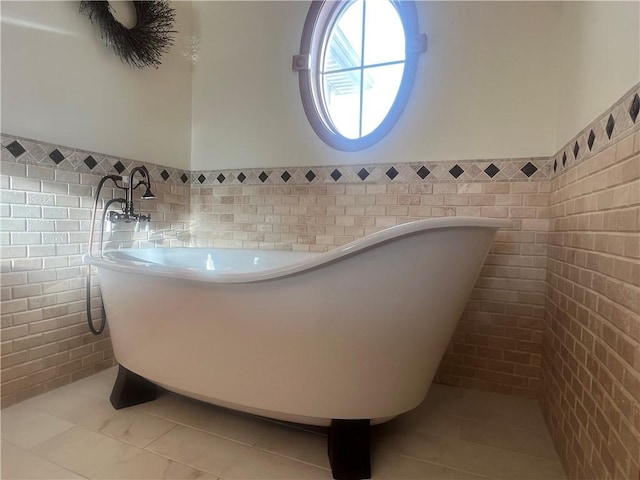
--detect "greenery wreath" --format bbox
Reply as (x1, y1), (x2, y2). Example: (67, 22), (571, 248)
(79, 1), (176, 69)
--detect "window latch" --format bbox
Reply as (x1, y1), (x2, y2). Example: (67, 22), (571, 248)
(409, 33), (427, 54)
(292, 54), (310, 72)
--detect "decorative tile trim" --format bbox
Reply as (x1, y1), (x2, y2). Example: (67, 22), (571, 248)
(551, 83), (640, 176)
(190, 157), (551, 187)
(0, 134), (191, 186)
(1, 132), (551, 187)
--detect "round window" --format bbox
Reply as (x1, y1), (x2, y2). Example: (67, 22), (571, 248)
(295, 0), (425, 151)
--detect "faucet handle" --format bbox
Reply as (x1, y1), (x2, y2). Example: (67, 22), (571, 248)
(108, 211), (151, 224)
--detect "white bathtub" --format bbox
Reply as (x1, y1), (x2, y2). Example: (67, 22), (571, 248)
(85, 217), (508, 427)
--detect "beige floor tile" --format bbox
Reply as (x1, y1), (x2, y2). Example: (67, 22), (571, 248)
(451, 471), (496, 480)
(383, 402), (463, 438)
(458, 389), (548, 434)
(22, 388), (119, 432)
(97, 409), (178, 448)
(424, 383), (465, 403)
(1, 404), (75, 449)
(372, 429), (565, 480)
(19, 370), (176, 448)
(1, 440), (84, 479)
(423, 384), (548, 434)
(6, 368), (564, 480)
(135, 392), (271, 445)
(31, 426), (209, 479)
(254, 423), (330, 469)
(66, 366), (118, 399)
(220, 448), (332, 479)
(146, 425), (249, 476)
(371, 449), (491, 479)
(459, 417), (559, 460)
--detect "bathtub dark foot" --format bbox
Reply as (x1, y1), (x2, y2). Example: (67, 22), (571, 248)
(328, 419), (371, 480)
(110, 365), (158, 410)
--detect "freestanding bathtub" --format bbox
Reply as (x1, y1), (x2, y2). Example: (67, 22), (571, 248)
(84, 217), (509, 479)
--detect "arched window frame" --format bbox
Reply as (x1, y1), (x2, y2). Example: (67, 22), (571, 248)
(293, 0), (426, 151)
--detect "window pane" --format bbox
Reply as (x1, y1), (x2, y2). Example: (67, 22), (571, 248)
(322, 0), (363, 73)
(363, 0), (405, 66)
(361, 63), (404, 136)
(322, 70), (362, 139)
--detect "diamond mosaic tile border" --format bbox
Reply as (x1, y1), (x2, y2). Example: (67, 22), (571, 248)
(551, 83), (640, 176)
(0, 134), (191, 186)
(2, 83), (637, 186)
(190, 157), (550, 187)
(1, 132), (551, 187)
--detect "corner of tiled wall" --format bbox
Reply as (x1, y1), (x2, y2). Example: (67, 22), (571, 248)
(541, 87), (640, 480)
(0, 159), (114, 406)
(0, 136), (192, 407)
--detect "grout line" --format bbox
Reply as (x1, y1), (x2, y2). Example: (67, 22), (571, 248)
(249, 422), (271, 448)
(123, 414), (182, 450)
(140, 420), (181, 452)
(135, 409), (258, 448)
(130, 403), (329, 472)
(410, 426), (561, 463)
(413, 412), (550, 438)
(138, 443), (223, 479)
(380, 427), (564, 466)
(2, 439), (90, 479)
(141, 443), (234, 478)
(381, 450), (499, 480)
(384, 444), (564, 479)
(249, 445), (332, 472)
(17, 426), (96, 479)
(442, 413), (549, 436)
(21, 420), (218, 479)
(138, 424), (330, 478)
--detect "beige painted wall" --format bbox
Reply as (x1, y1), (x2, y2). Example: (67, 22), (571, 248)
(191, 1), (560, 170)
(1, 1), (193, 169)
(554, 1), (640, 149)
(2, 2), (637, 171)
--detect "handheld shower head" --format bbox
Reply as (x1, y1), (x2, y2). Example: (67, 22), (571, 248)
(141, 186), (156, 200)
(125, 166), (155, 212)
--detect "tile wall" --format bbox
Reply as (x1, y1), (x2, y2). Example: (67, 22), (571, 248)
(0, 140), (191, 407)
(0, 139), (553, 406)
(542, 130), (640, 479)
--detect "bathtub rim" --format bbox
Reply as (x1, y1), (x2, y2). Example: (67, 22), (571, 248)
(83, 216), (510, 284)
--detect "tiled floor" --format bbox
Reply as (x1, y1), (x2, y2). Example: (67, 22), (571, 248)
(1, 367), (566, 480)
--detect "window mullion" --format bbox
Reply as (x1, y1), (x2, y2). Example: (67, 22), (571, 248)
(322, 60), (405, 75)
(358, 0), (366, 139)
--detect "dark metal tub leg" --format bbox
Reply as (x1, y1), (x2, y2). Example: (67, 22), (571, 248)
(328, 419), (371, 480)
(110, 364), (158, 409)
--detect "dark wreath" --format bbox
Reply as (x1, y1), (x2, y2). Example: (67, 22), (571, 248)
(79, 1), (176, 69)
